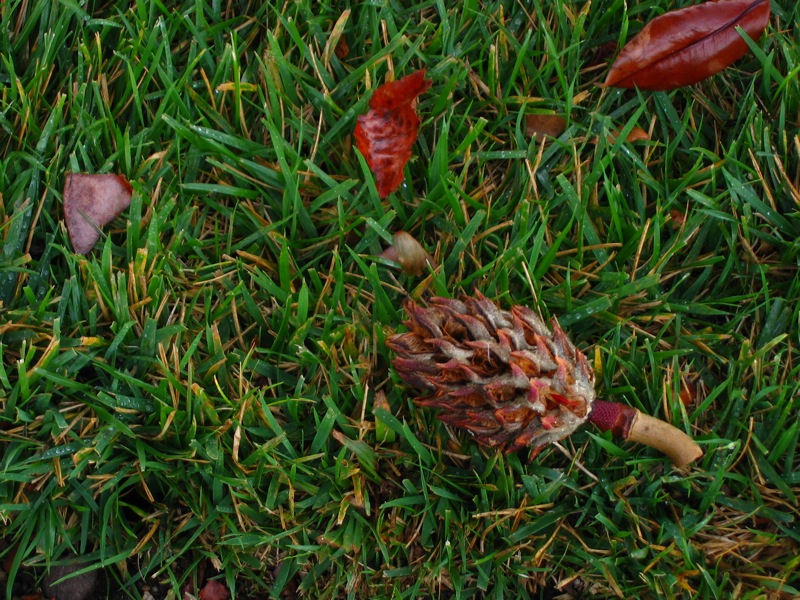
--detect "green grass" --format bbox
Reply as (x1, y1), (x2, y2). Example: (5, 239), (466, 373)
(1, 0), (799, 598)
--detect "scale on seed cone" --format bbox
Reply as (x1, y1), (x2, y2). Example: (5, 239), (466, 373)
(388, 294), (702, 467)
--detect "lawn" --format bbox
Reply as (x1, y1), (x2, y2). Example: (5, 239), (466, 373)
(1, 0), (799, 598)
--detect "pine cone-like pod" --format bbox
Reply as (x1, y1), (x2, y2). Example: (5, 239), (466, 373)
(388, 293), (595, 454)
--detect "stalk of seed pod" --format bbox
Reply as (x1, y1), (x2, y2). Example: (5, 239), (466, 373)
(388, 294), (702, 467)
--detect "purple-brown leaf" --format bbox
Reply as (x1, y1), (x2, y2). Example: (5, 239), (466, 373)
(199, 579), (231, 600)
(605, 0), (770, 91)
(63, 173), (132, 254)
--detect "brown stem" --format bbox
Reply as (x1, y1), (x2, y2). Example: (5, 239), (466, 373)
(589, 399), (702, 468)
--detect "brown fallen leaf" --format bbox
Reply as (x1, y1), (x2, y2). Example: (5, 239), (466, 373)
(63, 173), (132, 254)
(670, 208), (688, 228)
(335, 38), (349, 59)
(679, 375), (700, 407)
(525, 114), (567, 139)
(605, 0), (771, 90)
(199, 578), (231, 600)
(606, 125), (650, 144)
(590, 124), (651, 145)
(324, 9), (350, 63)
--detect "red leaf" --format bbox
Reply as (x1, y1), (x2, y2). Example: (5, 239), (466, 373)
(354, 69), (431, 198)
(605, 0), (770, 91)
(199, 579), (231, 600)
(63, 173), (133, 254)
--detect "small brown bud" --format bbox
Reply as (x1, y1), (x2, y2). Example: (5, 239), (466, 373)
(381, 231), (434, 276)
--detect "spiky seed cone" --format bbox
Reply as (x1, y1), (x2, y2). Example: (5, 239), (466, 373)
(389, 294), (703, 466)
(388, 293), (595, 455)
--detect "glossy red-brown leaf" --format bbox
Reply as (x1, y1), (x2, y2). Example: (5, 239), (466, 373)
(63, 173), (132, 254)
(605, 0), (770, 91)
(354, 69), (431, 197)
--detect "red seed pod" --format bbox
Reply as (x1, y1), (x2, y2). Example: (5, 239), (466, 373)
(389, 294), (702, 466)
